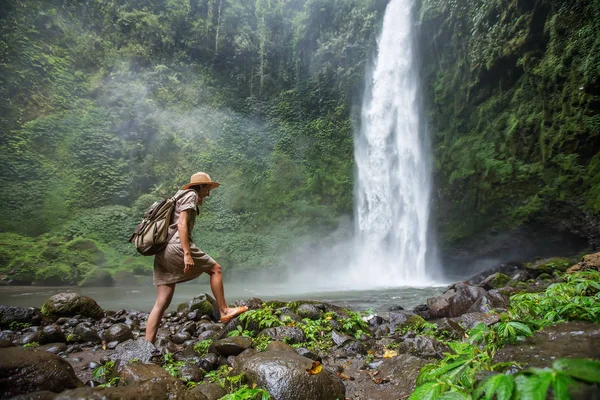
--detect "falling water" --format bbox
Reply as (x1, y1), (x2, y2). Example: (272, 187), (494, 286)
(351, 0), (438, 287)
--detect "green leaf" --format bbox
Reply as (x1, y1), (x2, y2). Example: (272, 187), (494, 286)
(515, 371), (553, 400)
(475, 373), (515, 400)
(552, 358), (600, 383)
(409, 381), (446, 400)
(440, 390), (472, 400)
(551, 371), (575, 400)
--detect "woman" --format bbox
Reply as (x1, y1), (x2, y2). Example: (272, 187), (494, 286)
(145, 172), (248, 343)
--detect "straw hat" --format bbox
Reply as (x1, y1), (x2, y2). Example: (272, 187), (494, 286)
(182, 172), (220, 190)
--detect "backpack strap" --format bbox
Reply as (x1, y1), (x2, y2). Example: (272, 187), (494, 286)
(166, 189), (197, 243)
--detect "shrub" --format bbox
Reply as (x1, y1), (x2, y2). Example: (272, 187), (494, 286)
(78, 267), (114, 287)
(35, 264), (76, 285)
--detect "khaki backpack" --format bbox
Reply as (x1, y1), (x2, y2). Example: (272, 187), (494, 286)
(129, 189), (194, 256)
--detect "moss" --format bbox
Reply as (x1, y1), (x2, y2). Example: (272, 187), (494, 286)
(35, 264), (76, 285)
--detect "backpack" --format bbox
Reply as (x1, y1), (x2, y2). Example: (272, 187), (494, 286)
(129, 190), (194, 256)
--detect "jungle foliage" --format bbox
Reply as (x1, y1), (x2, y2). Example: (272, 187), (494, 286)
(0, 0), (386, 282)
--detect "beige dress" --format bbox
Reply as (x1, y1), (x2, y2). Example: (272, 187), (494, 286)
(153, 190), (216, 285)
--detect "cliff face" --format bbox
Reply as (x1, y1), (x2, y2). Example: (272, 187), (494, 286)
(416, 0), (600, 248)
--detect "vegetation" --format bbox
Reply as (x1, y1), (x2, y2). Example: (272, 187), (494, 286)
(409, 270), (600, 399)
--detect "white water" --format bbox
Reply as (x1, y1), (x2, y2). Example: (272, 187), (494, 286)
(349, 0), (438, 287)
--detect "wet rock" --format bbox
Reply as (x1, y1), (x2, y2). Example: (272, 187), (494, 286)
(479, 272), (511, 290)
(373, 324), (390, 339)
(41, 293), (104, 320)
(454, 312), (500, 329)
(231, 297), (264, 310)
(212, 336), (252, 356)
(233, 351), (345, 400)
(190, 382), (225, 400)
(117, 361), (172, 385)
(377, 354), (429, 393)
(39, 325), (66, 345)
(389, 312), (426, 333)
(197, 330), (219, 341)
(171, 332), (191, 345)
(400, 336), (450, 359)
(7, 391), (57, 400)
(508, 270), (531, 285)
(109, 338), (158, 363)
(388, 305), (405, 312)
(0, 338), (14, 348)
(259, 326), (306, 344)
(51, 376), (200, 400)
(337, 340), (367, 357)
(265, 341), (295, 353)
(467, 262), (525, 285)
(331, 330), (353, 346)
(366, 315), (385, 327)
(73, 322), (101, 343)
(466, 295), (500, 314)
(279, 312), (303, 323)
(229, 348), (259, 370)
(195, 353), (218, 372)
(413, 304), (432, 320)
(0, 347), (83, 398)
(296, 304), (323, 320)
(295, 347), (320, 361)
(0, 306), (43, 329)
(186, 310), (203, 322)
(102, 323), (133, 343)
(178, 362), (204, 383)
(427, 282), (487, 318)
(177, 294), (216, 316)
(39, 343), (68, 355)
(20, 331), (41, 345)
(493, 322), (600, 367)
(434, 318), (466, 340)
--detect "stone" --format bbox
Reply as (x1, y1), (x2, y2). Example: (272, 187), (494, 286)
(7, 391), (57, 400)
(467, 262), (525, 285)
(117, 361), (172, 385)
(39, 343), (68, 355)
(233, 351), (345, 400)
(295, 347), (320, 361)
(39, 325), (66, 345)
(295, 303), (323, 320)
(212, 336), (252, 356)
(102, 323), (133, 343)
(73, 322), (101, 343)
(434, 318), (466, 340)
(259, 326), (306, 344)
(478, 272), (511, 290)
(331, 330), (353, 346)
(109, 338), (158, 363)
(389, 312), (426, 333)
(337, 340), (366, 357)
(41, 293), (104, 320)
(454, 312), (500, 329)
(400, 336), (450, 359)
(190, 382), (225, 400)
(264, 341), (295, 353)
(567, 252), (600, 273)
(52, 376), (201, 400)
(413, 304), (432, 320)
(0, 338), (14, 348)
(0, 306), (43, 329)
(0, 347), (83, 398)
(493, 322), (600, 368)
(177, 294), (216, 316)
(171, 332), (191, 345)
(378, 353), (429, 393)
(426, 282), (487, 318)
(279, 312), (303, 323)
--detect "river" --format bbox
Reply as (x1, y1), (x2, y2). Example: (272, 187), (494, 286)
(0, 282), (446, 316)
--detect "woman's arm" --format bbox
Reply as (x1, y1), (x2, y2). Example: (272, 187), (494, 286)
(178, 210), (194, 273)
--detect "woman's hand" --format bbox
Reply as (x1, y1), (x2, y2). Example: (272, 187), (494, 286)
(184, 253), (194, 274)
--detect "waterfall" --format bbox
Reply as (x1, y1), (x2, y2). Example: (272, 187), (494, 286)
(350, 0), (438, 287)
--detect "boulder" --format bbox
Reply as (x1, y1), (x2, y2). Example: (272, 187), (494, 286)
(567, 252), (600, 273)
(102, 323), (133, 343)
(378, 353), (429, 393)
(117, 361), (173, 385)
(0, 306), (43, 329)
(0, 347), (83, 399)
(467, 262), (525, 285)
(434, 318), (466, 340)
(39, 325), (66, 345)
(211, 336), (252, 356)
(189, 382), (225, 400)
(389, 312), (426, 333)
(259, 326), (306, 344)
(73, 322), (101, 343)
(38, 343), (67, 355)
(426, 282), (487, 318)
(400, 336), (450, 359)
(453, 312), (500, 329)
(493, 322), (600, 367)
(177, 294), (216, 316)
(478, 273), (511, 290)
(41, 293), (104, 320)
(233, 350), (345, 400)
(109, 338), (158, 363)
(295, 304), (323, 320)
(52, 376), (201, 400)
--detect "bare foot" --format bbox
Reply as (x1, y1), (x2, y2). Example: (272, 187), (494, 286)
(219, 306), (249, 323)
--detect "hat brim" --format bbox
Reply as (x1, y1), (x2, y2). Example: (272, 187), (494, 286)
(182, 182), (220, 190)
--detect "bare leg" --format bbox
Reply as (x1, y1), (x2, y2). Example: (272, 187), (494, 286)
(206, 263), (247, 321)
(145, 283), (176, 343)
(207, 263), (229, 315)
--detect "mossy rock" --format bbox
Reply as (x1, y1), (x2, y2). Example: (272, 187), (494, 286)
(537, 273), (552, 281)
(480, 272), (511, 290)
(41, 292), (104, 319)
(177, 294), (216, 315)
(78, 267), (114, 287)
(525, 258), (573, 276)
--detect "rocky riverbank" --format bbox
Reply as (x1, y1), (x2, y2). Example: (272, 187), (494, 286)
(1, 254), (599, 400)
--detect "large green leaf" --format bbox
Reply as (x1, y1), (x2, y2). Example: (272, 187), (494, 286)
(475, 373), (515, 400)
(409, 381), (446, 400)
(552, 358), (600, 384)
